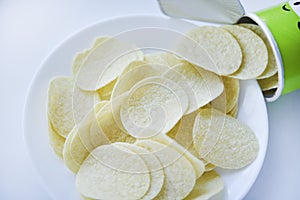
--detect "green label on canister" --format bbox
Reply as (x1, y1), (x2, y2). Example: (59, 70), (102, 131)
(256, 0), (300, 94)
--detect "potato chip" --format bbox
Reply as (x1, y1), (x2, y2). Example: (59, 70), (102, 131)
(114, 142), (164, 199)
(89, 101), (135, 148)
(166, 110), (198, 155)
(76, 38), (144, 91)
(120, 60), (148, 76)
(185, 170), (224, 200)
(72, 84), (101, 130)
(164, 62), (224, 114)
(135, 140), (196, 199)
(258, 73), (278, 91)
(72, 37), (109, 75)
(120, 76), (188, 138)
(222, 25), (268, 79)
(165, 110), (206, 171)
(80, 195), (93, 200)
(48, 77), (74, 138)
(152, 134), (205, 178)
(175, 26), (242, 75)
(239, 24), (278, 79)
(76, 144), (150, 200)
(73, 101), (108, 152)
(144, 52), (182, 67)
(200, 109), (259, 169)
(62, 102), (108, 173)
(96, 78), (117, 101)
(193, 108), (227, 158)
(211, 76), (239, 113)
(111, 63), (169, 99)
(227, 103), (239, 118)
(48, 121), (65, 158)
(68, 131), (89, 173)
(204, 163), (216, 172)
(48, 77), (100, 138)
(62, 127), (79, 173)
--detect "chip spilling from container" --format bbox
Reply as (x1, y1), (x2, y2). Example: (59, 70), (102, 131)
(47, 24), (275, 199)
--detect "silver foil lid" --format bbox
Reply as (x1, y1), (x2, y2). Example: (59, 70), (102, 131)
(158, 0), (245, 24)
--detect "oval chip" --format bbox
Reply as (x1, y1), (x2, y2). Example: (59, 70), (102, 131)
(72, 37), (109, 75)
(239, 24), (278, 79)
(48, 77), (75, 138)
(111, 63), (170, 99)
(222, 25), (268, 79)
(211, 76), (239, 113)
(164, 62), (224, 114)
(62, 127), (79, 173)
(48, 77), (100, 138)
(135, 140), (196, 200)
(144, 52), (182, 67)
(152, 134), (205, 178)
(76, 144), (150, 200)
(76, 38), (144, 91)
(175, 26), (242, 75)
(185, 170), (224, 200)
(48, 121), (65, 158)
(258, 73), (278, 91)
(114, 142), (165, 200)
(120, 76), (188, 138)
(195, 108), (259, 169)
(89, 101), (135, 148)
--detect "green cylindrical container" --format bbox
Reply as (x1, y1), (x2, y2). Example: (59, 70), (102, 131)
(238, 0), (300, 101)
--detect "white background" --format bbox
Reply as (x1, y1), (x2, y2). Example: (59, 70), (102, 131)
(1, 0), (300, 199)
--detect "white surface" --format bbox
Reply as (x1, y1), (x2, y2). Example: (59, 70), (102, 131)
(23, 15), (268, 200)
(0, 0), (299, 200)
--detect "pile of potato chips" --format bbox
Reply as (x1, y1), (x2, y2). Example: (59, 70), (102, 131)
(47, 24), (275, 199)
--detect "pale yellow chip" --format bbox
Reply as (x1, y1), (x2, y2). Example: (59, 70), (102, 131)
(185, 170), (224, 200)
(48, 77), (74, 138)
(239, 24), (278, 79)
(204, 163), (216, 172)
(193, 108), (227, 158)
(62, 102), (108, 173)
(175, 26), (242, 75)
(121, 60), (148, 76)
(211, 76), (239, 113)
(80, 195), (93, 200)
(111, 63), (169, 99)
(48, 121), (65, 158)
(114, 142), (165, 199)
(72, 84), (101, 130)
(144, 52), (182, 67)
(167, 110), (199, 156)
(48, 77), (100, 138)
(75, 101), (108, 152)
(164, 62), (224, 114)
(258, 73), (278, 91)
(200, 108), (259, 169)
(62, 127), (79, 173)
(68, 130), (89, 173)
(135, 140), (196, 200)
(227, 103), (239, 118)
(76, 38), (144, 91)
(120, 76), (188, 138)
(152, 134), (205, 178)
(222, 25), (268, 79)
(89, 101), (135, 148)
(76, 144), (150, 200)
(72, 37), (109, 75)
(96, 78), (117, 101)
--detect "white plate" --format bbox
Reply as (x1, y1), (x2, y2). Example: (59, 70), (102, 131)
(24, 15), (268, 200)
